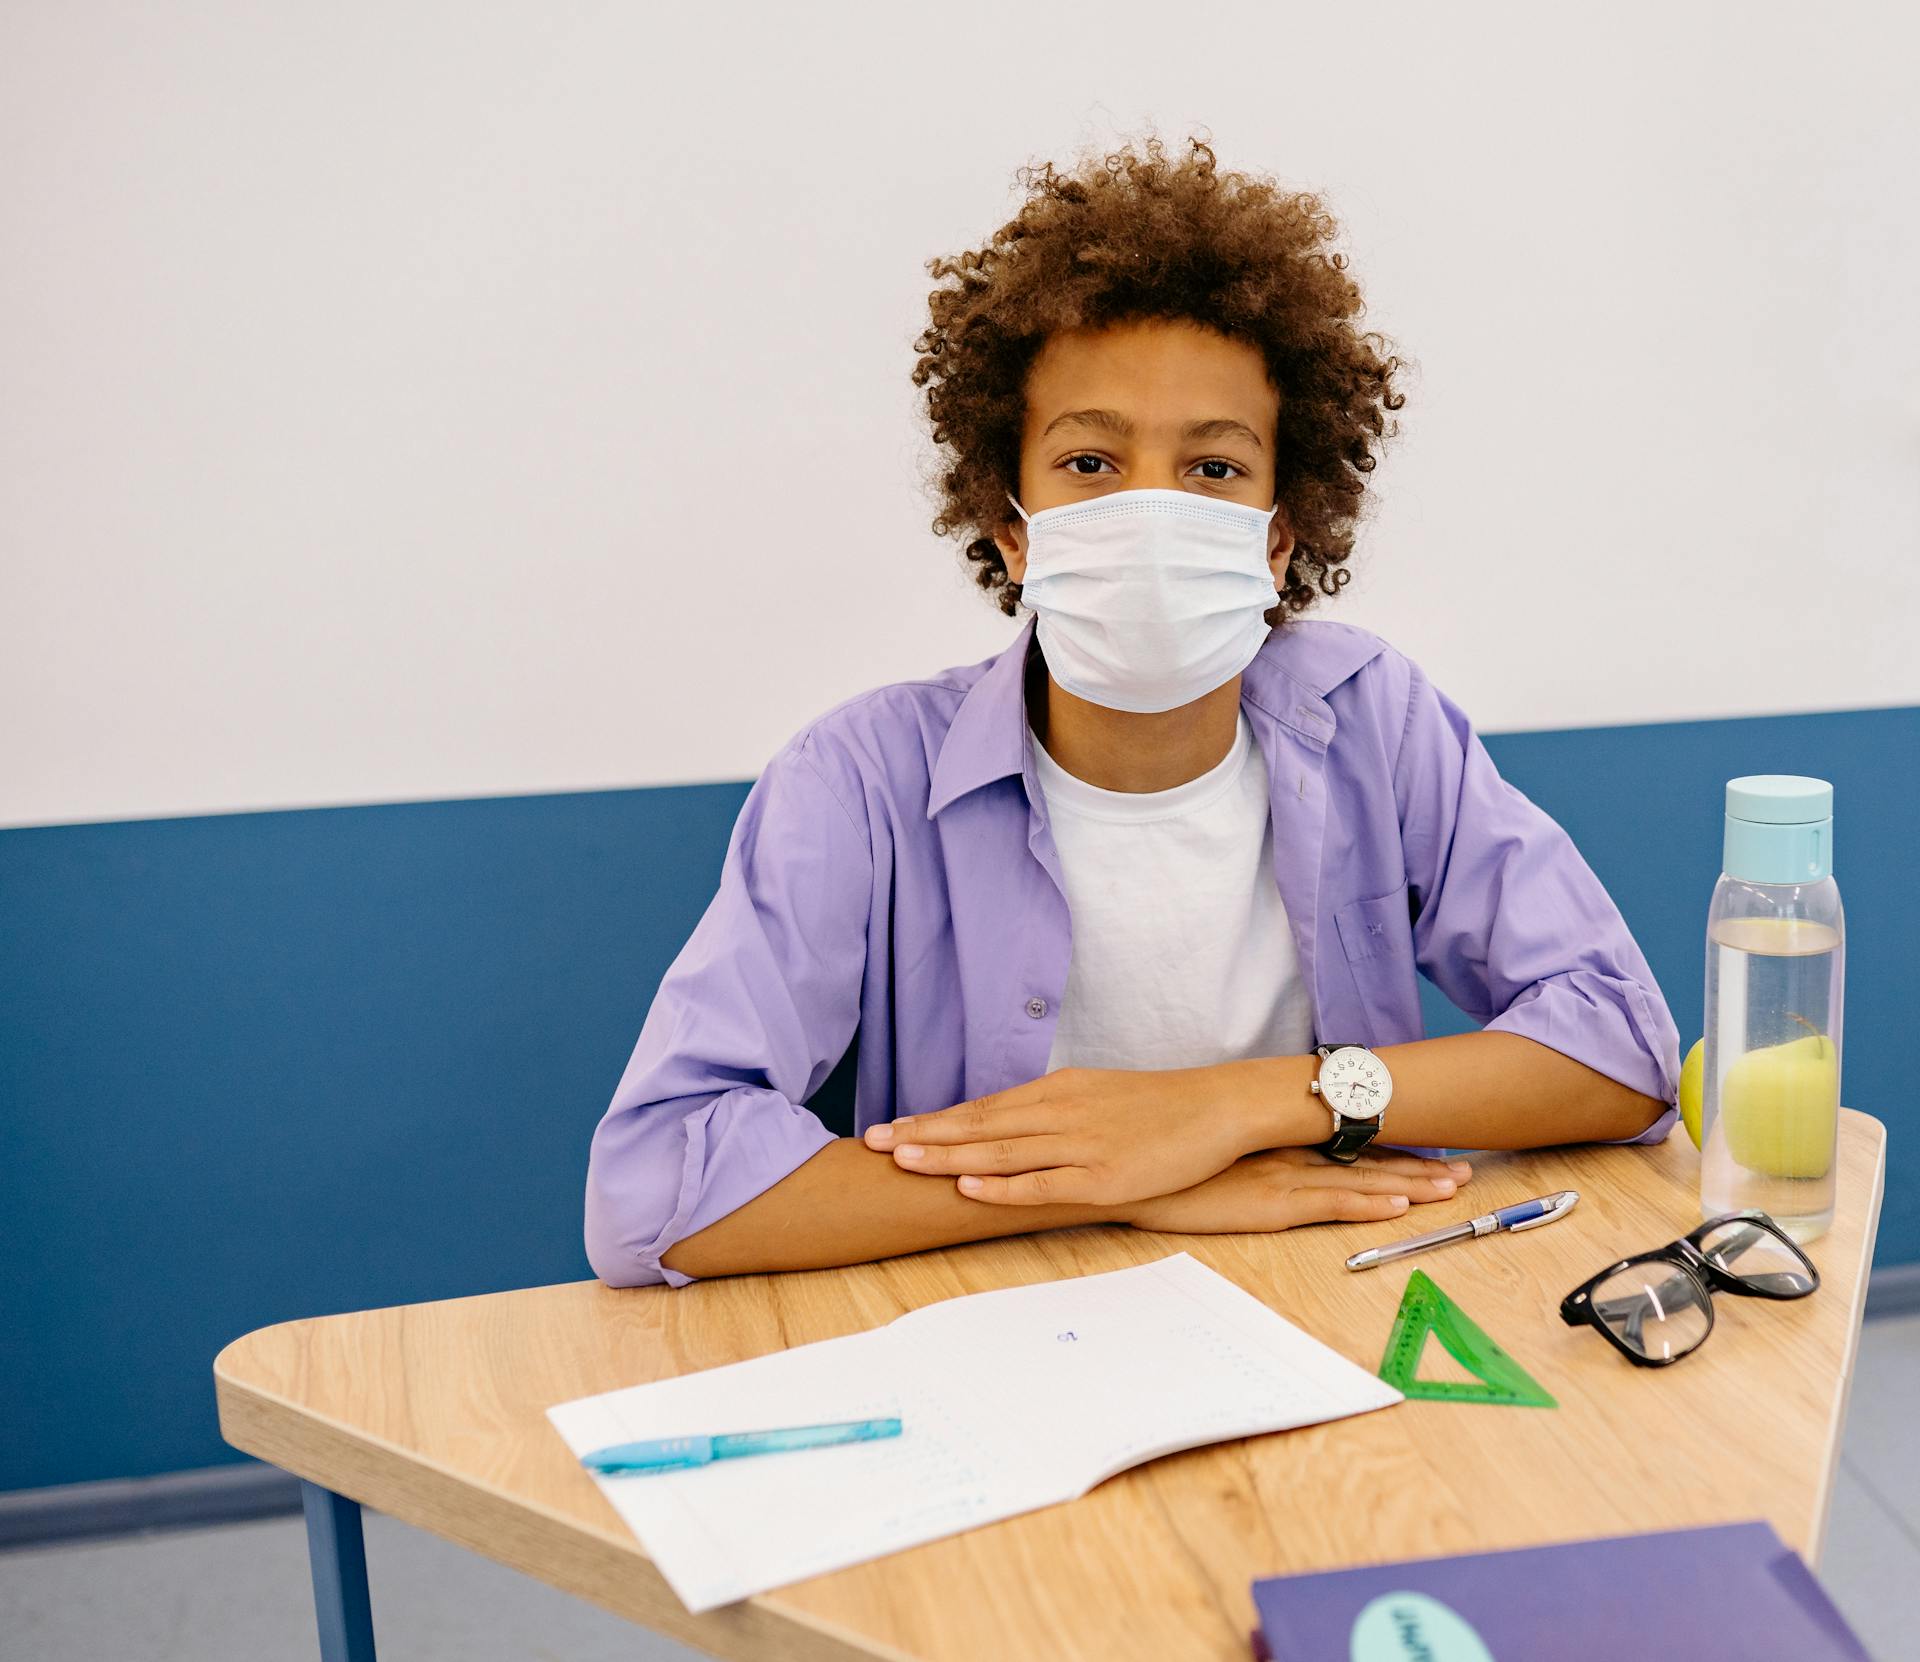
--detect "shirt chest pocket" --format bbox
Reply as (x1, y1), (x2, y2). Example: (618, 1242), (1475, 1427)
(1331, 880), (1419, 1045)
(1335, 879), (1416, 964)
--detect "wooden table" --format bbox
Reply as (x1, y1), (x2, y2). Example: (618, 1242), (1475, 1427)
(215, 1109), (1886, 1662)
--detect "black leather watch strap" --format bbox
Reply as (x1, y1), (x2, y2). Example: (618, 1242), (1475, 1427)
(1319, 1116), (1382, 1165)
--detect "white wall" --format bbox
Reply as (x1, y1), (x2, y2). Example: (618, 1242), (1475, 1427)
(4, 2), (1916, 830)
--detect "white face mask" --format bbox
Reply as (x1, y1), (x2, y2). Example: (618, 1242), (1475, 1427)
(1007, 486), (1281, 714)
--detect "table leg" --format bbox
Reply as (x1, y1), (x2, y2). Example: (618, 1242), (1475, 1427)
(300, 1479), (378, 1661)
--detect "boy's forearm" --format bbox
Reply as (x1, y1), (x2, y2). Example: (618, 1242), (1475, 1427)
(657, 1033), (1667, 1281)
(658, 1137), (1125, 1281)
(1233, 1030), (1669, 1153)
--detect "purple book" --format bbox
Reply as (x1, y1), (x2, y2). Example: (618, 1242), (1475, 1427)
(1251, 1520), (1870, 1661)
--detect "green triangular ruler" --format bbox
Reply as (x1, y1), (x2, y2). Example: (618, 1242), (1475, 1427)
(1378, 1269), (1556, 1408)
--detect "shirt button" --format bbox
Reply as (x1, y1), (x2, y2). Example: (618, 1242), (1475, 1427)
(1026, 997), (1048, 1019)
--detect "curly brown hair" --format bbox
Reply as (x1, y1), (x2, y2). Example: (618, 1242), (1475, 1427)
(912, 132), (1408, 627)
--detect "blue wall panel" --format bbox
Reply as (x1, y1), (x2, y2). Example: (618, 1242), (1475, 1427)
(1, 784), (756, 1492)
(4, 704), (1911, 1493)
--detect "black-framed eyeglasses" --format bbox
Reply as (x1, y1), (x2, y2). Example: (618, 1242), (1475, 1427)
(1559, 1210), (1819, 1367)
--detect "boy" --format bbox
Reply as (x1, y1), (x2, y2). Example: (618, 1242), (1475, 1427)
(585, 135), (1679, 1289)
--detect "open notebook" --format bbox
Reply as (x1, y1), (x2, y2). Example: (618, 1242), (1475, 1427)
(546, 1251), (1402, 1611)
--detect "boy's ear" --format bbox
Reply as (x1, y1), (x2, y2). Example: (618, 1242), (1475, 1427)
(1267, 504), (1296, 585)
(992, 517), (1028, 584)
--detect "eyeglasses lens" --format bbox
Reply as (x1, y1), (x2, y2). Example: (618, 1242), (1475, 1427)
(1589, 1261), (1712, 1361)
(1697, 1219), (1815, 1295)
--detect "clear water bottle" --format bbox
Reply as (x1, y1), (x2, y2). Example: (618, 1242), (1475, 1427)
(1700, 776), (1844, 1241)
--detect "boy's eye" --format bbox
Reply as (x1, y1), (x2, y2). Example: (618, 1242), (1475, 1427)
(1058, 453), (1247, 480)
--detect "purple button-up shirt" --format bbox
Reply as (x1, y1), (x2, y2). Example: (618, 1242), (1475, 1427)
(585, 616), (1680, 1288)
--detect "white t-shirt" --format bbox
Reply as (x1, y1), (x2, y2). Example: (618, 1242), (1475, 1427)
(1033, 707), (1315, 1072)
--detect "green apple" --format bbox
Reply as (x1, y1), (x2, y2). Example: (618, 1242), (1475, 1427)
(1721, 1031), (1839, 1179)
(1678, 1038), (1705, 1149)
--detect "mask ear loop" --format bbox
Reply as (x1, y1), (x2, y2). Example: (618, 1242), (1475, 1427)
(1005, 490), (1030, 525)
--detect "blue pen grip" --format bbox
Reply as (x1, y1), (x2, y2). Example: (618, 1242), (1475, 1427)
(1493, 1196), (1554, 1228)
(582, 1435), (714, 1473)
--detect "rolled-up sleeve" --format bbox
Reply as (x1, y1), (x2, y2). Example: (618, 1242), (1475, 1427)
(584, 732), (872, 1288)
(1393, 655), (1680, 1144)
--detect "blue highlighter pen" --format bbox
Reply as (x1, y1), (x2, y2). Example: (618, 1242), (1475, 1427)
(579, 1415), (903, 1476)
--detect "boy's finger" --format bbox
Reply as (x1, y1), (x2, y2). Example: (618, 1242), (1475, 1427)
(865, 1099), (1053, 1148)
(953, 1167), (1095, 1205)
(889, 1135), (1072, 1176)
(1287, 1188), (1410, 1226)
(1309, 1167), (1459, 1201)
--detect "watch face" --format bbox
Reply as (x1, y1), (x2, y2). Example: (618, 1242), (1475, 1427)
(1320, 1048), (1392, 1120)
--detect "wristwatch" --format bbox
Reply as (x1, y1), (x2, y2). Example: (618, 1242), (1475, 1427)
(1309, 1042), (1394, 1163)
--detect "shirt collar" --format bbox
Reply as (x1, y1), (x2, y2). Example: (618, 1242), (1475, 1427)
(925, 615), (1384, 820)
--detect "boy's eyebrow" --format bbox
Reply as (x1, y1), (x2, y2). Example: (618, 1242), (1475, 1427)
(1039, 407), (1265, 452)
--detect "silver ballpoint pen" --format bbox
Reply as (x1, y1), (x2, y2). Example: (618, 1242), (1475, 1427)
(1345, 1189), (1580, 1271)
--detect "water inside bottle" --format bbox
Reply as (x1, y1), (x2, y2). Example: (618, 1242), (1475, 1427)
(1701, 915), (1842, 1241)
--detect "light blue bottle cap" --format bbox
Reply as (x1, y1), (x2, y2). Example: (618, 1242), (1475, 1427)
(1723, 774), (1833, 884)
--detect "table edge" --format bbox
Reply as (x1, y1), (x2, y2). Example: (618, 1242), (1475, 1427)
(211, 1350), (917, 1662)
(1806, 1108), (1888, 1566)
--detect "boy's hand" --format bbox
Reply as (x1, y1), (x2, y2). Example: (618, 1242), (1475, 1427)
(1119, 1146), (1472, 1234)
(862, 1063), (1260, 1204)
(862, 1060), (1446, 1209)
